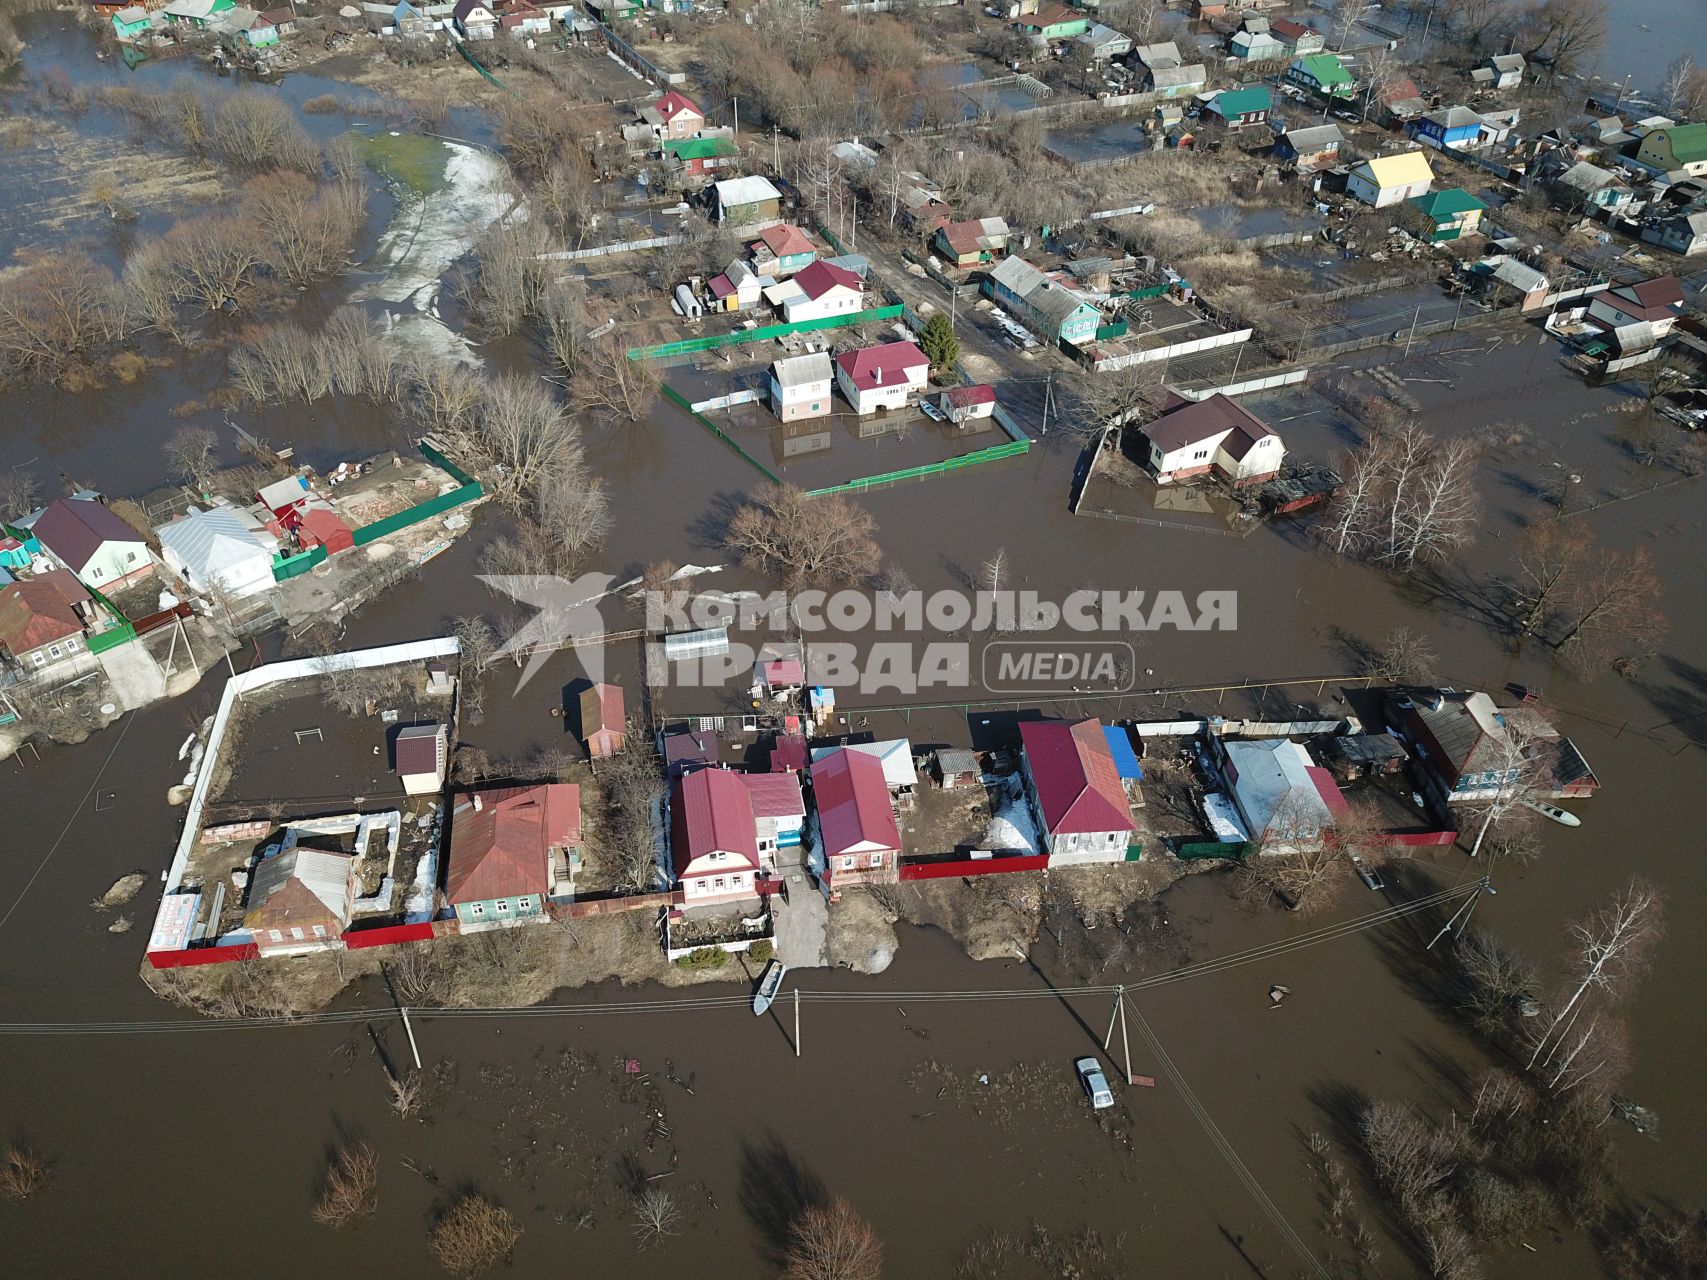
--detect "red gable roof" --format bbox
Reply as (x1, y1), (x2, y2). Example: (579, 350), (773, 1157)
(758, 223), (814, 257)
(770, 733), (809, 773)
(945, 383), (996, 408)
(1269, 17), (1311, 38)
(743, 771), (805, 820)
(1020, 719), (1133, 836)
(1600, 276), (1684, 322)
(794, 259), (862, 302)
(0, 569), (88, 656)
(834, 341), (928, 392)
(581, 683), (624, 733)
(653, 90), (702, 123)
(446, 784), (580, 904)
(810, 749), (900, 857)
(671, 768), (759, 876)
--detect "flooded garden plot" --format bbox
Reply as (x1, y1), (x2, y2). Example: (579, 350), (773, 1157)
(1043, 117), (1149, 166)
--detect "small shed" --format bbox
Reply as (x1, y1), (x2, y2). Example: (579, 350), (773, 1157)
(941, 384), (997, 425)
(760, 658), (805, 697)
(934, 747), (980, 789)
(1320, 733), (1407, 782)
(394, 723), (447, 796)
(297, 507), (354, 555)
(662, 727), (720, 778)
(580, 683), (626, 758)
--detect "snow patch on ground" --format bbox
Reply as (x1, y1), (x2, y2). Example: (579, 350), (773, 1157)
(983, 776), (1041, 854)
(351, 140), (516, 366)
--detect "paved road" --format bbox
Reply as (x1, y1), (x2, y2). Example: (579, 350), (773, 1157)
(770, 847), (827, 968)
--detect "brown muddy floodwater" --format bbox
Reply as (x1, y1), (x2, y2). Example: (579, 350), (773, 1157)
(2, 15), (1706, 1279)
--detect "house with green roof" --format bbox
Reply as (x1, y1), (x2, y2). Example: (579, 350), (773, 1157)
(1287, 53), (1355, 99)
(110, 5), (153, 39)
(1408, 188), (1487, 241)
(662, 134), (738, 177)
(1207, 86), (1272, 127)
(1635, 123), (1707, 178)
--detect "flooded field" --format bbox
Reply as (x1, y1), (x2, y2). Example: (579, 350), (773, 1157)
(1043, 118), (1149, 167)
(2, 13), (1706, 1280)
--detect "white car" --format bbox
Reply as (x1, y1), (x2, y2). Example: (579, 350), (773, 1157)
(1076, 1056), (1115, 1109)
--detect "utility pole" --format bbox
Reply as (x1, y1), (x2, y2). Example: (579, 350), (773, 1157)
(772, 125), (779, 175)
(793, 987), (801, 1058)
(1103, 986), (1135, 1085)
(400, 1005), (423, 1071)
(1427, 879), (1494, 950)
(733, 95), (740, 143)
(1403, 303), (1421, 356)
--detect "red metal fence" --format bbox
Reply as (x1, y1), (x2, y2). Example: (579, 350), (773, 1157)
(344, 921), (438, 949)
(146, 941), (259, 969)
(899, 853), (1050, 881)
(1383, 830), (1458, 848)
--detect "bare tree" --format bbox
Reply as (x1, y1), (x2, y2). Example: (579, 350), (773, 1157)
(429, 1193), (522, 1277)
(1384, 434), (1480, 571)
(599, 735), (665, 893)
(467, 216), (553, 339)
(1070, 364), (1167, 440)
(1453, 930), (1537, 1037)
(0, 1146), (49, 1203)
(1551, 545), (1665, 671)
(1525, 879), (1663, 1073)
(152, 213), (268, 316)
(313, 1141), (379, 1227)
(164, 426), (220, 491)
(0, 466), (41, 521)
(724, 484), (882, 589)
(0, 251), (127, 383)
(536, 151), (599, 247)
(244, 171), (364, 288)
(1510, 519), (1591, 638)
(630, 1186), (683, 1247)
(1451, 720), (1546, 861)
(1362, 626), (1440, 685)
(783, 1196), (884, 1280)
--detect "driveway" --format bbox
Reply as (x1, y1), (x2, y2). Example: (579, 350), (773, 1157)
(770, 847), (827, 969)
(96, 640), (166, 711)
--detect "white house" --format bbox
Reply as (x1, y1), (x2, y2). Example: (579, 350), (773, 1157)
(1216, 737), (1343, 853)
(833, 341), (929, 416)
(1018, 719), (1135, 865)
(31, 496), (153, 590)
(394, 723), (447, 797)
(744, 771), (805, 863)
(451, 0), (495, 39)
(1347, 151), (1435, 207)
(1139, 393), (1285, 487)
(1585, 276), (1685, 350)
(779, 260), (863, 324)
(770, 351), (834, 423)
(155, 502), (279, 600)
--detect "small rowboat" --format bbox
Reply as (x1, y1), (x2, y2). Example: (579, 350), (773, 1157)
(752, 959), (789, 1016)
(1522, 798), (1581, 828)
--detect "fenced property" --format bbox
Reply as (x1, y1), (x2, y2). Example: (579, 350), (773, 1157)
(899, 851), (1050, 881)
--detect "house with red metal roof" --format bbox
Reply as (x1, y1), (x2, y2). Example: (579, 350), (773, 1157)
(833, 341), (929, 416)
(809, 748), (901, 887)
(1018, 719), (1135, 863)
(32, 496), (153, 590)
(1138, 392), (1286, 487)
(778, 259), (864, 324)
(639, 89), (705, 140)
(940, 383), (997, 425)
(445, 784), (581, 927)
(671, 768), (763, 905)
(0, 568), (94, 681)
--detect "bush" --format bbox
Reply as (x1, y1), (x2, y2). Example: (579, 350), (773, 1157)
(430, 1193), (521, 1276)
(674, 946), (730, 971)
(747, 939), (774, 964)
(312, 1142), (379, 1227)
(0, 1147), (48, 1203)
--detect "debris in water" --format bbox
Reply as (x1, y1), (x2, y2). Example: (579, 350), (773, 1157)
(91, 873), (147, 912)
(108, 915), (134, 934)
(1269, 984), (1292, 1007)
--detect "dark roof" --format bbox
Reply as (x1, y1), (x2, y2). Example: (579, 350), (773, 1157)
(32, 497), (142, 571)
(1599, 276), (1685, 322)
(1328, 733), (1407, 764)
(394, 723), (442, 777)
(452, 0), (491, 20)
(1020, 719), (1132, 836)
(446, 784), (579, 904)
(663, 728), (720, 776)
(1142, 392), (1277, 455)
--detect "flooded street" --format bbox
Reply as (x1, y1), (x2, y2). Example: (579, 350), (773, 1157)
(2, 14), (1706, 1280)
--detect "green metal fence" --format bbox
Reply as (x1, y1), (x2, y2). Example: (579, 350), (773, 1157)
(1176, 840), (1250, 860)
(626, 305), (904, 361)
(272, 544), (327, 582)
(803, 437), (1032, 497)
(660, 384), (783, 484)
(1125, 843), (1144, 863)
(81, 581), (137, 654)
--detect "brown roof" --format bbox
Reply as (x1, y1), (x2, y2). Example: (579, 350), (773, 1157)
(580, 683), (625, 734)
(0, 569), (89, 657)
(1142, 393), (1277, 455)
(446, 784), (580, 904)
(394, 723), (443, 778)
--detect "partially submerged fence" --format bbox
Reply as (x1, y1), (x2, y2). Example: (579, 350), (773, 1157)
(803, 437), (1032, 498)
(659, 383), (783, 485)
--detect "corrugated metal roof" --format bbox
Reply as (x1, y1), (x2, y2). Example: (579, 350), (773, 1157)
(1102, 725), (1143, 780)
(671, 768), (759, 875)
(32, 497), (143, 572)
(249, 847), (352, 920)
(446, 784), (579, 903)
(811, 749), (900, 857)
(1222, 739), (1336, 844)
(1358, 150), (1434, 189)
(811, 738), (917, 789)
(1020, 719), (1132, 836)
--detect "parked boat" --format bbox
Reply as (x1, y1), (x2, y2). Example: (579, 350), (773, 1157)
(752, 959), (789, 1016)
(1522, 798), (1581, 828)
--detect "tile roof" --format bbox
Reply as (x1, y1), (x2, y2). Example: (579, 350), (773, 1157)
(0, 569), (88, 655)
(393, 723), (443, 778)
(671, 768), (759, 876)
(32, 497), (143, 571)
(811, 749), (900, 857)
(447, 784), (580, 904)
(1020, 719), (1133, 836)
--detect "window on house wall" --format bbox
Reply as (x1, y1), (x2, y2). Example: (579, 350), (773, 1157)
(30, 652), (44, 668)
(840, 855), (856, 870)
(470, 902), (486, 916)
(90, 567), (102, 579)
(868, 852), (884, 868)
(495, 899), (510, 912)
(713, 877), (725, 890)
(65, 637), (79, 652)
(270, 929), (283, 942)
(290, 927), (305, 940)
(312, 924), (327, 937)
(47, 645), (60, 659)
